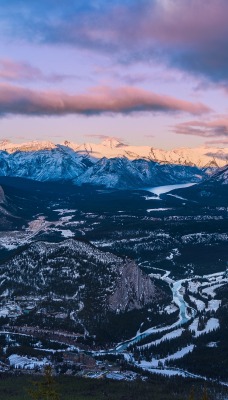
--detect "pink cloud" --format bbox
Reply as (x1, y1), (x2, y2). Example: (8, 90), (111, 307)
(0, 83), (210, 117)
(2, 2), (228, 84)
(57, 1), (228, 83)
(174, 118), (228, 137)
(84, 134), (123, 141)
(0, 58), (75, 83)
(205, 139), (228, 146)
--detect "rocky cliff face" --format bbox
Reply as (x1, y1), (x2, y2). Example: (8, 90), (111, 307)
(0, 186), (6, 204)
(0, 185), (15, 218)
(0, 185), (9, 219)
(109, 261), (157, 312)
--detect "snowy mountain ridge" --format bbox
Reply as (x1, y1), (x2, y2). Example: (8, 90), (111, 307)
(64, 137), (228, 168)
(0, 138), (227, 188)
(0, 145), (92, 182)
(1, 138), (227, 168)
(75, 157), (205, 189)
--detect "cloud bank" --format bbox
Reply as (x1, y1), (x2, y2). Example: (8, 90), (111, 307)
(0, 84), (209, 117)
(174, 118), (228, 138)
(1, 0), (228, 84)
(0, 59), (74, 82)
(205, 139), (228, 146)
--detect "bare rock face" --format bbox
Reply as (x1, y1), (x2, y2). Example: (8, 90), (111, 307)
(0, 185), (12, 221)
(109, 261), (157, 312)
(0, 186), (6, 204)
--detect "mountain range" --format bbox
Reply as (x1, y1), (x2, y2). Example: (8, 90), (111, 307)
(1, 138), (227, 167)
(0, 138), (227, 189)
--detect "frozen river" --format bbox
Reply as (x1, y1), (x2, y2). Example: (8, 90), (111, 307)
(146, 183), (195, 196)
(115, 275), (194, 352)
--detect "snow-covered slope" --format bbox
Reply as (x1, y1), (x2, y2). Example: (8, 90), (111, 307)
(0, 149), (206, 188)
(2, 138), (227, 167)
(0, 145), (92, 181)
(75, 157), (146, 189)
(0, 139), (226, 188)
(207, 165), (228, 185)
(64, 138), (228, 168)
(0, 139), (56, 153)
(75, 157), (205, 189)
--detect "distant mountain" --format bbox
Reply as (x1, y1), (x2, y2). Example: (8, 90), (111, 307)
(0, 139), (56, 153)
(75, 157), (146, 189)
(1, 138), (227, 167)
(168, 165), (228, 205)
(75, 157), (205, 189)
(0, 139), (227, 189)
(206, 165), (228, 185)
(0, 238), (165, 339)
(0, 145), (92, 182)
(64, 137), (228, 168)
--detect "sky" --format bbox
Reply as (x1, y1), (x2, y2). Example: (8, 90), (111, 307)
(0, 0), (228, 149)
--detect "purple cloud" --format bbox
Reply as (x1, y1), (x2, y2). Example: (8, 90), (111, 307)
(0, 83), (210, 117)
(174, 118), (228, 137)
(0, 58), (76, 83)
(205, 139), (228, 146)
(1, 1), (228, 84)
(85, 134), (123, 141)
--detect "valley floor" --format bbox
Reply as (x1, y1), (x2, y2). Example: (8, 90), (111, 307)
(0, 180), (227, 389)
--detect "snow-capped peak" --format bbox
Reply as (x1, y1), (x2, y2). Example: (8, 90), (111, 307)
(0, 140), (56, 153)
(100, 137), (126, 148)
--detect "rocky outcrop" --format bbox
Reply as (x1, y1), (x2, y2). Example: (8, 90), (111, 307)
(109, 261), (157, 312)
(0, 186), (6, 204)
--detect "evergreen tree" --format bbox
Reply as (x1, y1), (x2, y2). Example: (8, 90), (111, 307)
(202, 385), (209, 400)
(188, 386), (195, 400)
(29, 365), (60, 400)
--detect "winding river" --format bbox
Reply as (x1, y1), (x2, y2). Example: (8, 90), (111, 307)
(115, 275), (194, 352)
(114, 182), (198, 352)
